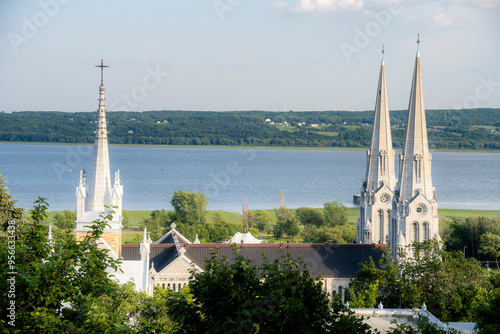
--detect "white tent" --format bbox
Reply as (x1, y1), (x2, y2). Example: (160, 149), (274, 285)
(226, 232), (263, 244)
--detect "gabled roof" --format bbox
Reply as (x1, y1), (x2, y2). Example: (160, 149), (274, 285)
(155, 224), (191, 244)
(184, 243), (386, 278)
(121, 243), (387, 278)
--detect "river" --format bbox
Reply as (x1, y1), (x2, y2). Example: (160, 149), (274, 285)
(0, 144), (499, 212)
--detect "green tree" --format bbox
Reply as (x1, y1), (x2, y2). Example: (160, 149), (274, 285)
(250, 210), (273, 233)
(442, 217), (499, 260)
(0, 172), (24, 235)
(275, 191), (293, 223)
(480, 232), (500, 270)
(0, 198), (131, 332)
(302, 225), (355, 244)
(348, 240), (486, 322)
(139, 209), (169, 241)
(296, 206), (324, 227)
(283, 218), (300, 240)
(52, 209), (76, 229)
(472, 288), (500, 334)
(122, 209), (131, 229)
(170, 190), (208, 226)
(323, 201), (348, 227)
(165, 246), (374, 333)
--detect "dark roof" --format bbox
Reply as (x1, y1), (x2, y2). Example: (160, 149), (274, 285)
(121, 243), (386, 278)
(158, 234), (175, 244)
(184, 243), (386, 278)
(150, 245), (178, 272)
(122, 244), (141, 260)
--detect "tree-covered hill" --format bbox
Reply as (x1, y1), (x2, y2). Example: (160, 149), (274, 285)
(1, 109), (499, 150)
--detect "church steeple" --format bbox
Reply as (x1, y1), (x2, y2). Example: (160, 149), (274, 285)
(87, 58), (112, 212)
(357, 46), (396, 245)
(365, 45), (396, 192)
(397, 35), (433, 202)
(389, 36), (439, 256)
(75, 58), (124, 259)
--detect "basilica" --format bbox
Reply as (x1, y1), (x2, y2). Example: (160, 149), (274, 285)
(74, 38), (439, 296)
(356, 38), (440, 257)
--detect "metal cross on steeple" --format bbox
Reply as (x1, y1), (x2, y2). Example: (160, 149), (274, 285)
(382, 45), (385, 60)
(416, 34), (420, 52)
(95, 58), (109, 85)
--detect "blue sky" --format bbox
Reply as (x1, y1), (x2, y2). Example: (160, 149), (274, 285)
(0, 0), (499, 112)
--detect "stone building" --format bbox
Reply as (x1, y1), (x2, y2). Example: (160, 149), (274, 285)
(74, 58), (123, 258)
(357, 47), (397, 245)
(121, 225), (386, 298)
(356, 38), (440, 255)
(388, 38), (440, 256)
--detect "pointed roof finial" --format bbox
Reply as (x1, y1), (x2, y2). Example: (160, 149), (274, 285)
(416, 34), (420, 56)
(381, 45), (385, 64)
(95, 57), (109, 86)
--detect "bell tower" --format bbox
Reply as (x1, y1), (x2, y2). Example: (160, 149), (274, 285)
(388, 36), (439, 256)
(357, 46), (397, 245)
(75, 58), (123, 258)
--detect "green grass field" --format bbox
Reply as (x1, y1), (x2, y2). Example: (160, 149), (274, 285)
(46, 207), (499, 230)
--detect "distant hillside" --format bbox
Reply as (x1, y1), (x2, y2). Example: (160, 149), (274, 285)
(1, 109), (499, 150)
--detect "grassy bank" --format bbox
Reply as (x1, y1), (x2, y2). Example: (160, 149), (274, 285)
(46, 207), (499, 231)
(2, 141), (500, 153)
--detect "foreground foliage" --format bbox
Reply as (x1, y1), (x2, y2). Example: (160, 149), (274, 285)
(348, 240), (487, 322)
(0, 197), (132, 333)
(165, 246), (374, 333)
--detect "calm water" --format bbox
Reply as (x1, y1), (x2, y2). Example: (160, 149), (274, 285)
(0, 144), (499, 212)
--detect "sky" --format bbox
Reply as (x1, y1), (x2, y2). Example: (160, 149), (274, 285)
(0, 0), (499, 112)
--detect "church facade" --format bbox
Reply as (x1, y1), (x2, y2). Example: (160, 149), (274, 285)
(356, 39), (440, 256)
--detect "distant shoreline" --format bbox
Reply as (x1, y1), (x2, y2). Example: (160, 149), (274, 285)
(2, 141), (499, 153)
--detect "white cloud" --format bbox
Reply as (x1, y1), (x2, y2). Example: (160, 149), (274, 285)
(282, 0), (365, 13)
(270, 0), (290, 9)
(426, 12), (453, 26)
(447, 0), (500, 8)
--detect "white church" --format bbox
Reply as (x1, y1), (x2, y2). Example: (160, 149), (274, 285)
(356, 37), (440, 258)
(74, 39), (439, 297)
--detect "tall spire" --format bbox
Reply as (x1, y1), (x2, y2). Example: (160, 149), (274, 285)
(364, 45), (396, 192)
(397, 36), (433, 201)
(389, 37), (439, 256)
(87, 58), (112, 212)
(356, 46), (396, 245)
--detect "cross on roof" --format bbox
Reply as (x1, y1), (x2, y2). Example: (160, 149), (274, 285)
(416, 34), (420, 52)
(95, 58), (109, 85)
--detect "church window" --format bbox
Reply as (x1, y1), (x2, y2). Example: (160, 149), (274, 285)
(378, 210), (384, 243)
(422, 222), (429, 241)
(412, 222), (419, 242)
(178, 283), (181, 291)
(162, 283), (165, 289)
(379, 151), (387, 176)
(385, 210), (391, 242)
(168, 283), (170, 289)
(414, 154), (423, 183)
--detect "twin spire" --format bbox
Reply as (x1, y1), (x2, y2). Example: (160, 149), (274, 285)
(357, 36), (438, 250)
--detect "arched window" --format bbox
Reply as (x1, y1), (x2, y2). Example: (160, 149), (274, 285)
(162, 283), (165, 289)
(168, 283), (171, 289)
(378, 210), (384, 243)
(422, 222), (429, 241)
(178, 283), (182, 291)
(385, 210), (391, 242)
(412, 222), (419, 242)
